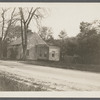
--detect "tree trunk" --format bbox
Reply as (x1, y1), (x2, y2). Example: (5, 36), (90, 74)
(20, 18), (24, 60)
(0, 40), (7, 59)
(22, 45), (27, 60)
(0, 41), (3, 59)
(19, 7), (39, 60)
(22, 23), (28, 60)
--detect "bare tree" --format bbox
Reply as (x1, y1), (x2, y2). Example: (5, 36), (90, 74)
(19, 7), (45, 60)
(0, 8), (17, 58)
(39, 26), (53, 41)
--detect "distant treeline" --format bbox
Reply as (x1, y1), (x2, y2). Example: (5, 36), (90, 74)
(52, 21), (100, 64)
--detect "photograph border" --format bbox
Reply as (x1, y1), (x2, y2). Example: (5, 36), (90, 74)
(0, 1), (100, 98)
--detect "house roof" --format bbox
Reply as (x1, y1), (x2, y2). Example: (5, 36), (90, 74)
(9, 32), (47, 49)
(10, 37), (22, 45)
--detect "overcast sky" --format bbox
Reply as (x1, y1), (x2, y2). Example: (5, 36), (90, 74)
(0, 3), (100, 38)
(29, 3), (100, 38)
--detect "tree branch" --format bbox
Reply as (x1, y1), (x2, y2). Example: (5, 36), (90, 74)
(26, 7), (40, 26)
(26, 7), (33, 24)
(19, 7), (26, 23)
(3, 8), (16, 41)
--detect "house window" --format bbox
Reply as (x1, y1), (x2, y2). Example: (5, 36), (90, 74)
(44, 52), (47, 57)
(52, 51), (55, 57)
(27, 50), (29, 56)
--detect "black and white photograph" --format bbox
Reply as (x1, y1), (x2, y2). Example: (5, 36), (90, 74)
(0, 3), (100, 92)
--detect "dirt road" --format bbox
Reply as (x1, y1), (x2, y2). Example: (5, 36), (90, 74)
(0, 60), (100, 91)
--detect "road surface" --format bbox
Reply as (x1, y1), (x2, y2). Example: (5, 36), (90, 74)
(0, 60), (100, 91)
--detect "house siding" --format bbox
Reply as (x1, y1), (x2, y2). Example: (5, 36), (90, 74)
(16, 45), (23, 59)
(36, 45), (49, 60)
(7, 46), (12, 59)
(26, 46), (38, 60)
(49, 46), (60, 61)
(7, 44), (23, 59)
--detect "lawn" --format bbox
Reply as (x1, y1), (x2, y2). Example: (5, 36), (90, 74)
(20, 60), (100, 73)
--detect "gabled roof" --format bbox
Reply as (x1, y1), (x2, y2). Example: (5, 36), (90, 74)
(10, 37), (22, 45)
(9, 32), (47, 49)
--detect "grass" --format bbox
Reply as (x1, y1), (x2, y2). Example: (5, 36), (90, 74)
(20, 60), (100, 73)
(1, 59), (100, 73)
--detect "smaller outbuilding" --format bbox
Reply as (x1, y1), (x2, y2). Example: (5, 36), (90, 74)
(36, 43), (60, 61)
(49, 45), (60, 61)
(36, 44), (49, 60)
